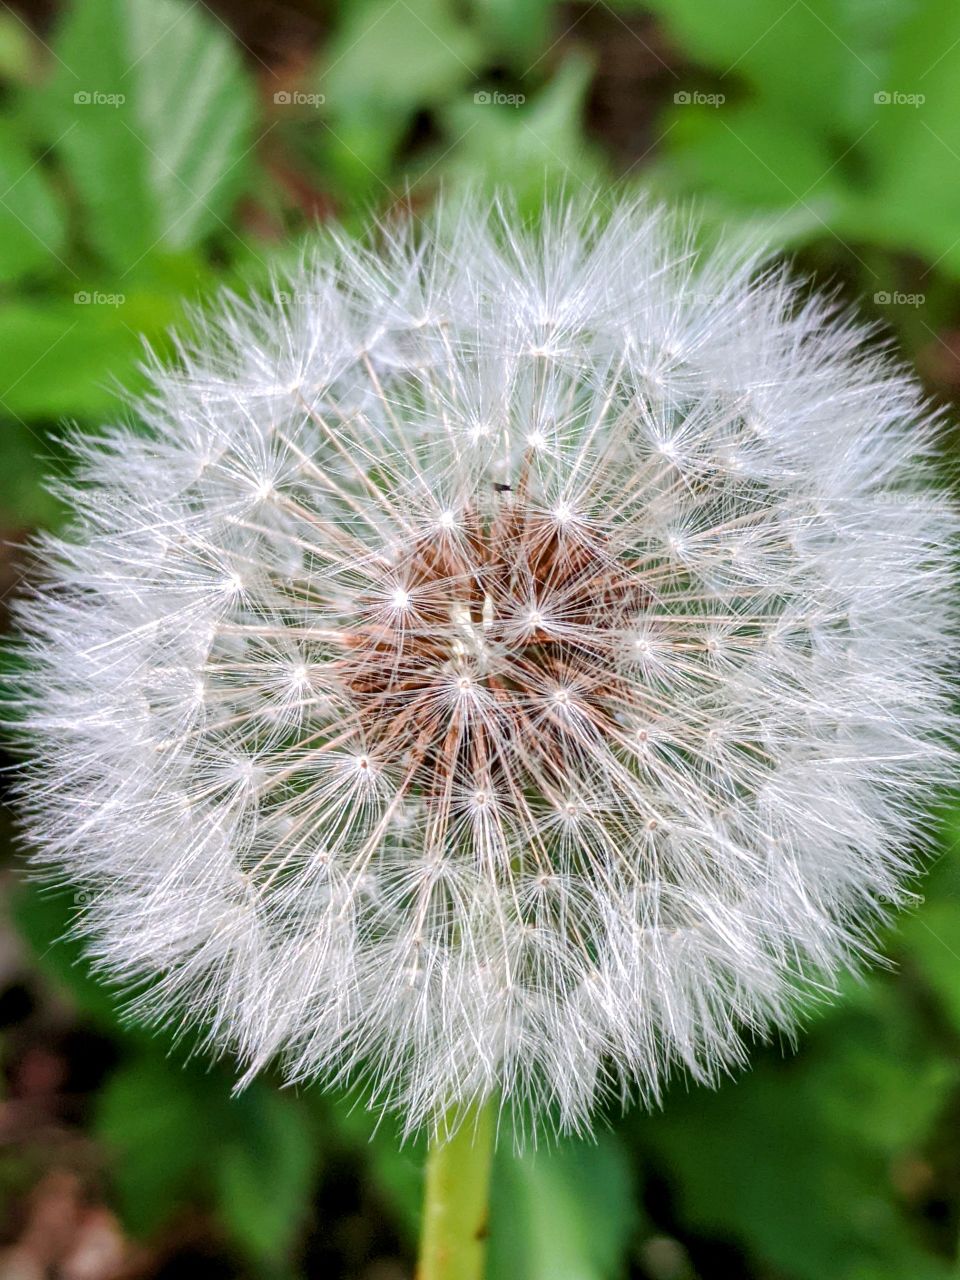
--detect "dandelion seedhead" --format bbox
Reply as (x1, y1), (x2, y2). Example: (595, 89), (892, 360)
(12, 198), (957, 1136)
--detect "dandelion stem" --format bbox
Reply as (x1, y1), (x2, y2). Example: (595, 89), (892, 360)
(417, 1097), (496, 1280)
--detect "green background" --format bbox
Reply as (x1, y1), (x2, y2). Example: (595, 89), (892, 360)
(1, 1), (959, 1277)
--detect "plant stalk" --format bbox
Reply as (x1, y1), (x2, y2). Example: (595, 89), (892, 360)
(416, 1096), (496, 1280)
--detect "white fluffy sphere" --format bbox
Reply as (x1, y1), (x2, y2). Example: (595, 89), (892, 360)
(12, 199), (957, 1134)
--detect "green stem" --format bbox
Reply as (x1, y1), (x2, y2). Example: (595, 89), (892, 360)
(417, 1097), (496, 1280)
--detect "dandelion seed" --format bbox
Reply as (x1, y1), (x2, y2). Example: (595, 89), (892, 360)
(8, 196), (957, 1138)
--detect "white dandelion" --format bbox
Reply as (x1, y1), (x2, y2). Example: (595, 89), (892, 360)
(10, 197), (957, 1138)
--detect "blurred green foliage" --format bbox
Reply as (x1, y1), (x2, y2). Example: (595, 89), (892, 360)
(2, 1), (960, 1277)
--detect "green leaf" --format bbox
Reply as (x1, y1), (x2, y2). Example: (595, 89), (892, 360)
(439, 52), (606, 209)
(639, 0), (930, 253)
(96, 1054), (209, 1233)
(636, 980), (958, 1280)
(215, 1086), (318, 1265)
(902, 896), (960, 1031)
(0, 295), (166, 420)
(0, 11), (36, 83)
(472, 0), (553, 63)
(97, 1054), (211, 1235)
(849, 0), (960, 271)
(303, 0), (497, 207)
(486, 1132), (637, 1280)
(43, 0), (255, 268)
(0, 418), (67, 526)
(655, 100), (844, 213)
(0, 114), (66, 283)
(0, 302), (136, 419)
(325, 1101), (424, 1243)
(98, 1052), (321, 1263)
(322, 0), (485, 118)
(313, 0), (487, 204)
(642, 0), (907, 133)
(12, 881), (125, 1028)
(896, 810), (960, 1034)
